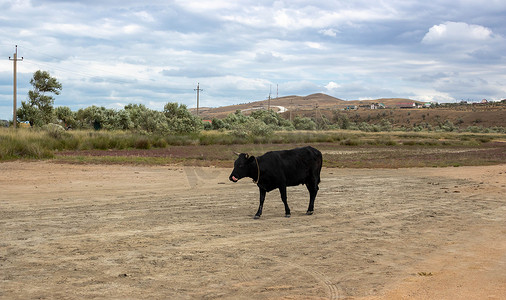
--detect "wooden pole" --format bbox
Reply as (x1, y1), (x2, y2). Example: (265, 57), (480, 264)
(194, 83), (202, 116)
(9, 45), (23, 128)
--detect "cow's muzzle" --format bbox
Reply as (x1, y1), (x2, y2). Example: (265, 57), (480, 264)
(229, 175), (239, 182)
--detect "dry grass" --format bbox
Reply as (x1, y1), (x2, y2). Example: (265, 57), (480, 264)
(2, 128), (505, 168)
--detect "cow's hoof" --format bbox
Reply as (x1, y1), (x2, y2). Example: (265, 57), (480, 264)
(285, 214), (291, 218)
(254, 215), (261, 219)
(306, 211), (314, 215)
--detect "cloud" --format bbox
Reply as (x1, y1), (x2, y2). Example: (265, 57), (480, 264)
(324, 82), (398, 100)
(419, 21), (505, 64)
(468, 48), (503, 61)
(161, 68), (224, 78)
(319, 28), (339, 37)
(255, 52), (283, 63)
(304, 42), (325, 50)
(422, 22), (494, 44)
(404, 72), (454, 83)
(433, 76), (505, 100)
(325, 81), (341, 90)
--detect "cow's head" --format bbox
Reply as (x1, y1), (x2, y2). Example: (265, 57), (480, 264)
(229, 152), (255, 182)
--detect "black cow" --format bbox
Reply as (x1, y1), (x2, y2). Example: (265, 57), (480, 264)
(229, 146), (322, 219)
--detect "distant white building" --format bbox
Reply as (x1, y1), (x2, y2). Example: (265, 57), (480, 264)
(370, 103), (386, 109)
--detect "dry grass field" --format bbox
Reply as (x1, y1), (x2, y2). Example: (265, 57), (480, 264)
(1, 158), (505, 299)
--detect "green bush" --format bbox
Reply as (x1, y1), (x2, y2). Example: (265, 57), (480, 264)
(440, 120), (456, 132)
(210, 118), (226, 130)
(379, 119), (392, 131)
(293, 116), (317, 130)
(358, 122), (380, 132)
(250, 109), (294, 130)
(164, 102), (202, 133)
(341, 138), (362, 146)
(134, 137), (151, 149)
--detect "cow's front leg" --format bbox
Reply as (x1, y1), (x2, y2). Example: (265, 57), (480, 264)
(279, 186), (290, 218)
(255, 188), (266, 219)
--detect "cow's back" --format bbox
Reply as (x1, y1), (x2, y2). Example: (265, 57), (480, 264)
(261, 146), (321, 187)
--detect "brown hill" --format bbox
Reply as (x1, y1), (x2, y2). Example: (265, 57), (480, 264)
(193, 93), (423, 119)
(192, 93), (505, 129)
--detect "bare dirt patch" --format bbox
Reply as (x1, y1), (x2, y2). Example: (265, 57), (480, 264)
(1, 162), (505, 299)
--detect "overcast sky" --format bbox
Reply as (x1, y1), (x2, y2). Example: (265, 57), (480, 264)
(1, 0), (506, 120)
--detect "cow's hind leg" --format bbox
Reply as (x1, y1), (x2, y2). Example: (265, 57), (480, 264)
(306, 182), (319, 215)
(279, 186), (291, 218)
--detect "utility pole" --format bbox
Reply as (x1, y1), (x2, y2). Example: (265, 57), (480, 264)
(290, 99), (293, 122)
(268, 85), (271, 111)
(9, 45), (23, 128)
(194, 83), (203, 117)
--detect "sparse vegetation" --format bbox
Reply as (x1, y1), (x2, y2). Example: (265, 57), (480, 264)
(2, 128), (504, 169)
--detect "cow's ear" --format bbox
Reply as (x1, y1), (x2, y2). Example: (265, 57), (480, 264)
(247, 155), (255, 163)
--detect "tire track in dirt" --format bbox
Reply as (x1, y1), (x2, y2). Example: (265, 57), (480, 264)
(238, 254), (342, 300)
(267, 256), (342, 300)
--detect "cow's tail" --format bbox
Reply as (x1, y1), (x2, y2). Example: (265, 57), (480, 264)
(316, 150), (322, 184)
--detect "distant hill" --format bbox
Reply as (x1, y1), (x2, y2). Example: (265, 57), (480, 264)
(191, 93), (505, 128)
(192, 93), (424, 119)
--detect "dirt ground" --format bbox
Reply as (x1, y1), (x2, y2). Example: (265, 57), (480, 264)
(1, 161), (505, 299)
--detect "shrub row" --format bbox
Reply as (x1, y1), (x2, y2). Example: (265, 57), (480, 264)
(4, 125), (504, 161)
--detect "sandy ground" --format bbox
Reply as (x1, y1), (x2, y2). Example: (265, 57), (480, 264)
(1, 161), (505, 299)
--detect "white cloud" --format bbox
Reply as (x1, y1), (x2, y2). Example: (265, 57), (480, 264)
(123, 24), (142, 34)
(305, 42), (324, 50)
(422, 22), (494, 44)
(325, 81), (341, 90)
(132, 11), (155, 23)
(216, 2), (401, 31)
(319, 28), (339, 37)
(174, 0), (241, 12)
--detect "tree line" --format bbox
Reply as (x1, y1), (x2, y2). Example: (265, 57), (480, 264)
(15, 70), (317, 135)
